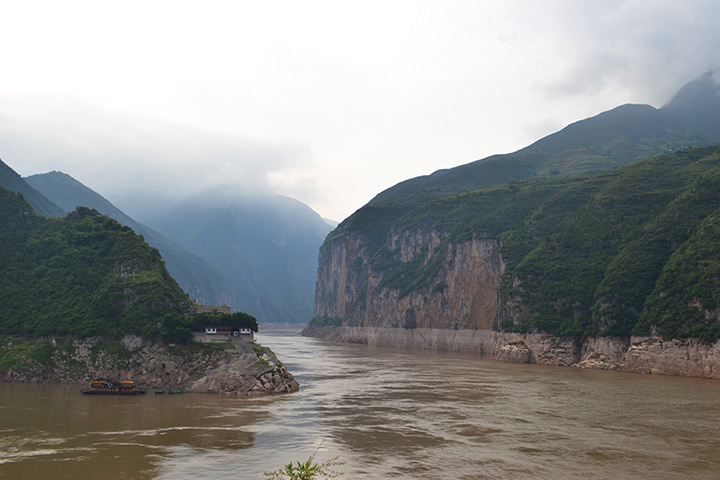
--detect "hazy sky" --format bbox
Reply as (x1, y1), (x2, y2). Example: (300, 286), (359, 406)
(2, 0), (720, 221)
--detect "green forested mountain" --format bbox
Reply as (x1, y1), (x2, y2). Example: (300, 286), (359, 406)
(334, 72), (720, 251)
(0, 187), (195, 341)
(24, 171), (234, 307)
(391, 146), (720, 340)
(7, 160), (331, 324)
(317, 72), (720, 342)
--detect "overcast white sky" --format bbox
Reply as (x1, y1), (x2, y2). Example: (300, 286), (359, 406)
(2, 0), (720, 222)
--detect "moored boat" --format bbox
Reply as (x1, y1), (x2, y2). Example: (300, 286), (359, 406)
(81, 378), (143, 395)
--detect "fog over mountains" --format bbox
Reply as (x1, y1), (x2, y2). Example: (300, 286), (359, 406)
(24, 171), (234, 308)
(4, 70), (720, 329)
(146, 187), (332, 325)
(8, 166), (332, 324)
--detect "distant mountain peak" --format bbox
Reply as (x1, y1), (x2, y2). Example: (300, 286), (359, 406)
(0, 160), (65, 217)
(660, 71), (720, 139)
(663, 71), (720, 108)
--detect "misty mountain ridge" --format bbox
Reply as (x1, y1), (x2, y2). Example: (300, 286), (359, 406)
(339, 70), (720, 250)
(22, 169), (332, 323)
(0, 162), (65, 218)
(146, 186), (333, 324)
(661, 70), (720, 139)
(24, 171), (234, 307)
(6, 70), (720, 328)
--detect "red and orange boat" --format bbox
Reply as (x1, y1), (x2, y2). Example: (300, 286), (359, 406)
(81, 378), (146, 395)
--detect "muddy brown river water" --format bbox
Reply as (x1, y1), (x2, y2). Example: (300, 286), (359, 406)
(2, 330), (720, 479)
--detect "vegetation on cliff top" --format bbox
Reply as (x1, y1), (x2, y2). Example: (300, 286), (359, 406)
(325, 108), (713, 254)
(323, 74), (720, 260)
(377, 146), (720, 341)
(319, 75), (720, 342)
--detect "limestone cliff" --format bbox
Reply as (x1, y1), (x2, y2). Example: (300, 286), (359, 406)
(0, 335), (299, 395)
(315, 228), (503, 330)
(308, 222), (720, 380)
(308, 90), (720, 381)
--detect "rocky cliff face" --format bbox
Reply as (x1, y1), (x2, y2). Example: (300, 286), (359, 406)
(310, 226), (720, 380)
(0, 335), (299, 395)
(315, 228), (503, 330)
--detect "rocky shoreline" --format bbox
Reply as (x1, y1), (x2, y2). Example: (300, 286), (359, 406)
(302, 325), (720, 380)
(0, 335), (299, 395)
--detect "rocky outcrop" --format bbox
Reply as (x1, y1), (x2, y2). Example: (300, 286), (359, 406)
(186, 343), (299, 395)
(187, 363), (299, 395)
(0, 335), (299, 395)
(494, 341), (533, 364)
(247, 366), (300, 395)
(303, 325), (720, 380)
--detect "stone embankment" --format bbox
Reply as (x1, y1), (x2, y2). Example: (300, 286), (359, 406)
(303, 325), (720, 380)
(0, 335), (299, 395)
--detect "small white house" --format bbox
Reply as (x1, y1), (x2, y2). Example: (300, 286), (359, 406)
(204, 326), (232, 335)
(234, 328), (254, 340)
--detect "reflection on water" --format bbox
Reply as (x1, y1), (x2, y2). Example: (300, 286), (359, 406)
(2, 331), (720, 479)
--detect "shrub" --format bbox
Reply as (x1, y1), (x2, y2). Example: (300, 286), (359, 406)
(264, 456), (344, 480)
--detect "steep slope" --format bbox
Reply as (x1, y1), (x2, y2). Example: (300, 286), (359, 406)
(148, 188), (333, 323)
(313, 72), (720, 345)
(314, 146), (720, 342)
(0, 159), (65, 217)
(0, 187), (193, 340)
(24, 171), (233, 306)
(337, 73), (720, 253)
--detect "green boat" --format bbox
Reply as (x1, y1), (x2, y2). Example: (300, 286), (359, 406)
(155, 389), (166, 394)
(168, 389), (184, 395)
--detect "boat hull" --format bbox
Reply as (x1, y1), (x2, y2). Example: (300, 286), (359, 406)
(81, 388), (139, 395)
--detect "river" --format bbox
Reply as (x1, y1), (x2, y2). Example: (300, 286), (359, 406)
(2, 330), (720, 479)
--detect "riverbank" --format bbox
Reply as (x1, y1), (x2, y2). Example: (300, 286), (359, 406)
(302, 325), (720, 380)
(0, 335), (299, 395)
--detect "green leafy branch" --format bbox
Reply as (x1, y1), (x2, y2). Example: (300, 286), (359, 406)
(264, 441), (344, 480)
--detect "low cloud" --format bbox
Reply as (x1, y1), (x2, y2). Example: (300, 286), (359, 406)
(540, 0), (720, 106)
(3, 2), (720, 222)
(0, 95), (312, 219)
